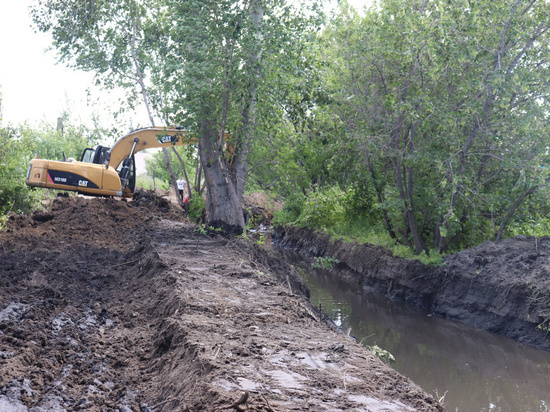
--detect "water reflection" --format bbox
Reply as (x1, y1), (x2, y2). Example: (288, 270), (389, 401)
(278, 247), (550, 412)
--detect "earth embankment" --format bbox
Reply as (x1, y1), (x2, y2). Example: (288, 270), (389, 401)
(273, 226), (550, 351)
(0, 195), (443, 411)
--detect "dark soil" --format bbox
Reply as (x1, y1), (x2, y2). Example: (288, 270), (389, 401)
(0, 194), (442, 411)
(273, 226), (550, 352)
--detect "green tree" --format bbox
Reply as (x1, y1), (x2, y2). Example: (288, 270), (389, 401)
(33, 0), (322, 231)
(322, 0), (550, 253)
(160, 0), (322, 231)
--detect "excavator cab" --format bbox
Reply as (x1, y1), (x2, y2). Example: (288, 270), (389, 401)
(79, 145), (135, 193)
(80, 145), (110, 165)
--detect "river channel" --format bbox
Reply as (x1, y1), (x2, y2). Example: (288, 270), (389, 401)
(273, 246), (550, 411)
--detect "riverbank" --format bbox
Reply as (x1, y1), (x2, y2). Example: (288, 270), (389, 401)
(0, 195), (442, 411)
(273, 226), (550, 352)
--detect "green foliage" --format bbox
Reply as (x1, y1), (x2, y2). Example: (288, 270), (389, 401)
(273, 193), (305, 226)
(314, 0), (550, 254)
(0, 127), (40, 216)
(278, 185), (368, 232)
(507, 219), (550, 239)
(144, 153), (171, 189)
(194, 224), (225, 236)
(367, 344), (395, 364)
(501, 190), (550, 238)
(275, 183), (447, 265)
(294, 186), (347, 230)
(256, 233), (266, 245)
(391, 246), (445, 266)
(194, 225), (208, 235)
(34, 122), (103, 161)
(312, 256), (340, 270)
(135, 174), (157, 191)
(334, 224), (395, 249)
(275, 184), (379, 235)
(187, 196), (206, 224)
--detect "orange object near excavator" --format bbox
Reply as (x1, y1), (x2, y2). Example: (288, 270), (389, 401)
(25, 127), (197, 198)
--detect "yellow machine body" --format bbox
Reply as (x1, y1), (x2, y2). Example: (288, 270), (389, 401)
(26, 159), (127, 197)
(26, 127), (195, 198)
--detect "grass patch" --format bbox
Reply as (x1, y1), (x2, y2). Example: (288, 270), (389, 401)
(136, 174), (166, 191)
(324, 223), (445, 266)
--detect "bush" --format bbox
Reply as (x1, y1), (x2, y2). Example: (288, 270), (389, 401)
(273, 193), (305, 226)
(506, 218), (550, 238)
(275, 185), (378, 234)
(0, 127), (40, 217)
(293, 186), (346, 230)
(187, 196), (206, 224)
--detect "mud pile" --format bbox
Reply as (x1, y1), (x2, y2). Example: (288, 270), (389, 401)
(0, 195), (442, 411)
(274, 226), (550, 351)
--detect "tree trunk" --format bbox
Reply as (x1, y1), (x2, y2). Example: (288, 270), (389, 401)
(197, 0), (262, 232)
(391, 119), (427, 254)
(403, 123), (427, 254)
(199, 119), (245, 232)
(195, 164), (204, 195)
(437, 91), (497, 252)
(233, 0), (262, 200)
(495, 185), (538, 242)
(394, 158), (426, 254)
(364, 147), (397, 240)
(162, 148), (178, 199)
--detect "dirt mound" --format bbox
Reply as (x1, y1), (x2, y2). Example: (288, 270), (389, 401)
(274, 226), (550, 351)
(435, 235), (550, 347)
(242, 193), (282, 228)
(132, 189), (172, 210)
(2, 191), (184, 250)
(0, 196), (442, 411)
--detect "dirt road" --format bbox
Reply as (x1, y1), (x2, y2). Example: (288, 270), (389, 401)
(0, 194), (442, 411)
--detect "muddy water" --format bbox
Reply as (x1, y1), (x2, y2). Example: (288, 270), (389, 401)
(275, 247), (550, 412)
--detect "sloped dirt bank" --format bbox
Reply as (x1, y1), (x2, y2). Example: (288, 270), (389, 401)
(0, 195), (442, 411)
(273, 226), (550, 352)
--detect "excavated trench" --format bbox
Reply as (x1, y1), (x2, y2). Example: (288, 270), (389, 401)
(273, 226), (550, 352)
(270, 226), (550, 410)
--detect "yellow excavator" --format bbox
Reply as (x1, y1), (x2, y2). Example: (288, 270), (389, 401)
(26, 127), (196, 198)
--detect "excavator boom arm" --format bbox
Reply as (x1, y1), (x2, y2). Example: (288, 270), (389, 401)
(107, 127), (197, 169)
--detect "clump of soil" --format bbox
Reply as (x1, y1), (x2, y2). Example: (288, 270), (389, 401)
(0, 195), (442, 411)
(132, 189), (172, 210)
(242, 192), (282, 227)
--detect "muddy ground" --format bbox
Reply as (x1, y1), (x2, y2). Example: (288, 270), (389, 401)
(0, 193), (443, 411)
